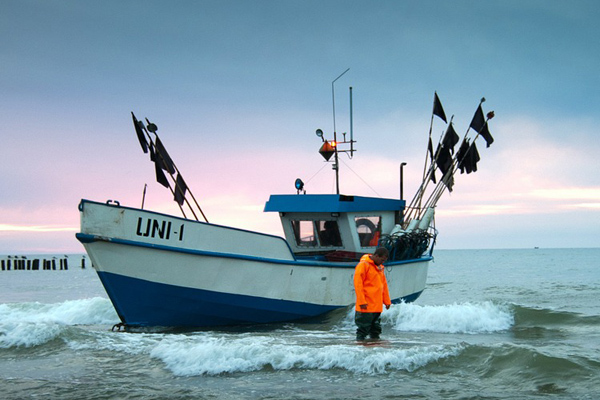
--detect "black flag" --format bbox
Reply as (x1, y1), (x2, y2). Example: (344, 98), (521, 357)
(433, 92), (447, 123)
(149, 142), (156, 162)
(428, 137), (434, 162)
(428, 137), (437, 182)
(442, 123), (460, 154)
(470, 104), (485, 133)
(155, 138), (176, 174)
(442, 171), (454, 192)
(466, 142), (480, 174)
(479, 122), (494, 148)
(456, 140), (470, 174)
(435, 144), (453, 176)
(131, 112), (148, 153)
(457, 141), (480, 174)
(174, 174), (187, 205)
(153, 152), (170, 188)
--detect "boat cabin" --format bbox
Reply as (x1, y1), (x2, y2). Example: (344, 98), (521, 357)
(264, 194), (404, 261)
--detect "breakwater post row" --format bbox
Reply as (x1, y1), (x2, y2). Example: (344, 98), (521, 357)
(0, 255), (87, 271)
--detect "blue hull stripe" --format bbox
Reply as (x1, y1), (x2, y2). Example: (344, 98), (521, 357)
(97, 271), (423, 328)
(76, 232), (433, 269)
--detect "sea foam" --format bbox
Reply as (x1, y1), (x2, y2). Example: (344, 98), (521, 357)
(383, 301), (514, 333)
(0, 297), (118, 348)
(149, 335), (463, 376)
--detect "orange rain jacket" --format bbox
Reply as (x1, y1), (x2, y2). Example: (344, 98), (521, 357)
(353, 254), (391, 313)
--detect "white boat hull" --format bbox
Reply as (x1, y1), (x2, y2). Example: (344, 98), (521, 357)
(77, 200), (431, 327)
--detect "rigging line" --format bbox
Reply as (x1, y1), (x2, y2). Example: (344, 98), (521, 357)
(139, 126), (190, 220)
(141, 118), (209, 223)
(339, 158), (381, 197)
(304, 162), (330, 185)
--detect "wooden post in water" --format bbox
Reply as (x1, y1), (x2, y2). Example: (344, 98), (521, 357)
(0, 256), (74, 271)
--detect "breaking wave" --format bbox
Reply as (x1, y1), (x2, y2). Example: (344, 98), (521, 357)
(0, 297), (118, 348)
(149, 335), (463, 376)
(1, 298), (598, 381)
(383, 301), (514, 333)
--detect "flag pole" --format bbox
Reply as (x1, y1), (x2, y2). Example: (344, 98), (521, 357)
(421, 111), (494, 211)
(135, 114), (209, 222)
(149, 130), (209, 223)
(140, 122), (190, 220)
(418, 93), (444, 209)
(404, 98), (494, 228)
(149, 126), (209, 223)
(141, 184), (147, 209)
(403, 126), (445, 228)
(422, 111), (435, 183)
(414, 111), (435, 214)
(416, 93), (448, 214)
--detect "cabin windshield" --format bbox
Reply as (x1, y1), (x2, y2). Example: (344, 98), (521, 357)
(316, 221), (342, 247)
(355, 216), (382, 247)
(291, 220), (342, 247)
(291, 220), (315, 246)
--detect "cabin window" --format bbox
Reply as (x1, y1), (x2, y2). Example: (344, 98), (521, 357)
(355, 216), (382, 247)
(291, 220), (317, 246)
(316, 221), (342, 247)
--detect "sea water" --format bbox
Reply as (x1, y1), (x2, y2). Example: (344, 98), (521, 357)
(0, 248), (598, 399)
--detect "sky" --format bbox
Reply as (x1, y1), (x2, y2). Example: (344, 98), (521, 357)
(1, 0), (599, 253)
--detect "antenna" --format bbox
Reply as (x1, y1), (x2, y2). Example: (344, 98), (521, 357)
(316, 69), (356, 195)
(350, 86), (354, 156)
(332, 69), (349, 195)
(331, 68), (350, 134)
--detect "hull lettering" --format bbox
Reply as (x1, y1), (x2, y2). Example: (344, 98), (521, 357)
(136, 217), (184, 241)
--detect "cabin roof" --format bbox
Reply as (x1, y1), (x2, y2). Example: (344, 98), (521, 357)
(264, 194), (404, 213)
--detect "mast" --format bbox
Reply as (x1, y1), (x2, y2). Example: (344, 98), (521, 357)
(314, 70), (357, 193)
(350, 86), (354, 156)
(331, 68), (349, 195)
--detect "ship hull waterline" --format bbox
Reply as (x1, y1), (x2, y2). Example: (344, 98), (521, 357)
(76, 200), (431, 328)
(77, 235), (430, 328)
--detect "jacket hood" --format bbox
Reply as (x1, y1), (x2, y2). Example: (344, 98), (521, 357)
(360, 253), (384, 270)
(359, 254), (373, 264)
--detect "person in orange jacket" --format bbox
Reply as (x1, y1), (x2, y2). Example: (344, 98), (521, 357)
(353, 247), (391, 340)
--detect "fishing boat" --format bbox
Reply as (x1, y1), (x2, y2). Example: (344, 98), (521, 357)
(76, 84), (495, 329)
